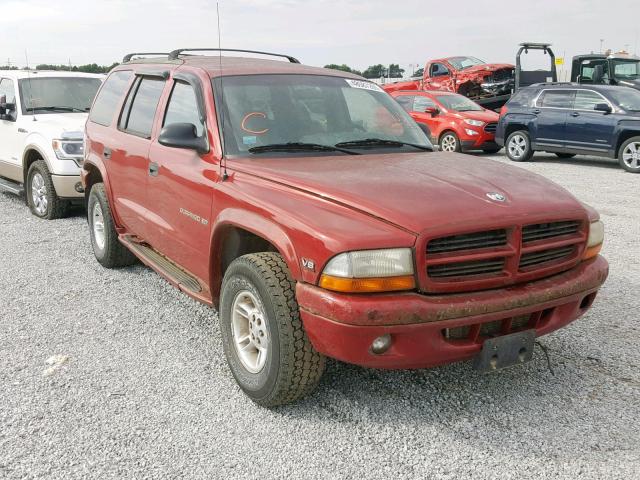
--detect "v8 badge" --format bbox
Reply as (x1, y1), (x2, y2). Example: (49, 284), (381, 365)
(302, 258), (315, 272)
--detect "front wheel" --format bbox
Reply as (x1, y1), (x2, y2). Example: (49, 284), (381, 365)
(439, 132), (461, 153)
(506, 130), (534, 162)
(220, 252), (326, 407)
(618, 136), (640, 173)
(27, 160), (68, 219)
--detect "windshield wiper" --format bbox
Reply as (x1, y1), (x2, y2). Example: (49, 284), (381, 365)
(335, 138), (432, 151)
(26, 106), (87, 113)
(248, 142), (360, 155)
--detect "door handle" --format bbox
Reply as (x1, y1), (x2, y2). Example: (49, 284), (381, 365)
(570, 112), (580, 117)
(149, 162), (159, 177)
(532, 109), (541, 114)
(103, 147), (112, 159)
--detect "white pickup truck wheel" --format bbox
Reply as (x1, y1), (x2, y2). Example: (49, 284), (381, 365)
(26, 160), (67, 220)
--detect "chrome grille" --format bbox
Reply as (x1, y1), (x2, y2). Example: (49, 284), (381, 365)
(427, 229), (507, 254)
(522, 220), (580, 243)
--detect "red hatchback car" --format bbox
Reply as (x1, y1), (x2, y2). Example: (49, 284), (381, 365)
(391, 90), (501, 153)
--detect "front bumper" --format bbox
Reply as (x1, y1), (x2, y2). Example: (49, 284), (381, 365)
(297, 256), (608, 369)
(51, 174), (84, 198)
(459, 130), (498, 151)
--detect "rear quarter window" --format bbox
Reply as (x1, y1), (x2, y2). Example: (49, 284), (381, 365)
(89, 71), (133, 126)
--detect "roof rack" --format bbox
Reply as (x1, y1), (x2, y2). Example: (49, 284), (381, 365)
(122, 52), (171, 63)
(167, 48), (300, 63)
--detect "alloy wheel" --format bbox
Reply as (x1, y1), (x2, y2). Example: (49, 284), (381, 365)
(231, 290), (269, 373)
(31, 172), (48, 216)
(92, 202), (106, 251)
(508, 134), (527, 159)
(441, 135), (457, 152)
(622, 142), (640, 169)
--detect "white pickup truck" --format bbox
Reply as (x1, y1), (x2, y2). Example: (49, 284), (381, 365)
(0, 70), (103, 219)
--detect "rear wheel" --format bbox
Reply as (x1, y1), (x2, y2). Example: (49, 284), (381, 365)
(27, 160), (68, 219)
(220, 252), (326, 407)
(618, 137), (640, 173)
(87, 183), (137, 268)
(506, 130), (534, 162)
(555, 153), (576, 159)
(439, 132), (461, 153)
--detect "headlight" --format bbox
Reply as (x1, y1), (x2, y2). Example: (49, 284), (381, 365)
(52, 138), (84, 166)
(464, 119), (484, 127)
(319, 248), (416, 293)
(583, 220), (604, 260)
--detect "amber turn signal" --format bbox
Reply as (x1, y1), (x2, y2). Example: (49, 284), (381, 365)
(318, 274), (416, 293)
(582, 243), (602, 261)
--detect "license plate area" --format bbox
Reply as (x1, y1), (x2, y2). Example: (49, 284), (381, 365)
(473, 330), (535, 372)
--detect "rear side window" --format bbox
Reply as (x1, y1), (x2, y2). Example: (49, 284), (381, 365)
(163, 81), (204, 136)
(89, 71), (132, 126)
(120, 77), (165, 138)
(538, 90), (575, 108)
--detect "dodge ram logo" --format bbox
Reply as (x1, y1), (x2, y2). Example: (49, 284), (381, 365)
(486, 192), (506, 202)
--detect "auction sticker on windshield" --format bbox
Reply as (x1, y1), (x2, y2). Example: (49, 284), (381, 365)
(344, 79), (384, 92)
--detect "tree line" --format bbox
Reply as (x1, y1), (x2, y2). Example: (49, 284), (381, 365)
(324, 64), (423, 79)
(0, 63), (119, 73)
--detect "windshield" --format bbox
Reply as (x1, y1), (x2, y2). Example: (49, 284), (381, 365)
(213, 74), (432, 157)
(607, 88), (640, 111)
(447, 56), (485, 71)
(613, 60), (640, 79)
(18, 77), (102, 114)
(435, 94), (483, 112)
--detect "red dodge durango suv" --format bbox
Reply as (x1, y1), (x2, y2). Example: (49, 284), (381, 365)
(82, 49), (608, 406)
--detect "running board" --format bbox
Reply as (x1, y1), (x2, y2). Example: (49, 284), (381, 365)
(0, 177), (24, 196)
(122, 237), (202, 293)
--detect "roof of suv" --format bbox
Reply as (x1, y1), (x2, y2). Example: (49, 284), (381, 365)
(0, 70), (104, 80)
(122, 55), (364, 79)
(527, 82), (630, 93)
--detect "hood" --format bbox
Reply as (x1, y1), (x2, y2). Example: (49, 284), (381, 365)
(618, 78), (640, 90)
(230, 153), (585, 235)
(27, 113), (88, 138)
(454, 109), (500, 122)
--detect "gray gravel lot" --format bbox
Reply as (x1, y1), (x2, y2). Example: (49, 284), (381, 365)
(1, 152), (639, 479)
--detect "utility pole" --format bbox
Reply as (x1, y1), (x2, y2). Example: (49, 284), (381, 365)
(599, 38), (604, 53)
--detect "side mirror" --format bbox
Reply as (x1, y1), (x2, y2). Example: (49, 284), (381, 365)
(424, 106), (439, 116)
(594, 103), (612, 114)
(158, 123), (209, 154)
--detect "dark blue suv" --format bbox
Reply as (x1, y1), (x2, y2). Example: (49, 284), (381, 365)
(495, 83), (640, 173)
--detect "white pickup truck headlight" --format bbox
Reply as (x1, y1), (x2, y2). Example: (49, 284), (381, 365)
(52, 135), (84, 166)
(319, 248), (415, 293)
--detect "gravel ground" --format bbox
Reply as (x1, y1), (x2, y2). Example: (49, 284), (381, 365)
(1, 152), (639, 479)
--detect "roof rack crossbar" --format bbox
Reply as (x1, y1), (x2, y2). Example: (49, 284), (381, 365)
(167, 48), (300, 63)
(123, 52), (171, 63)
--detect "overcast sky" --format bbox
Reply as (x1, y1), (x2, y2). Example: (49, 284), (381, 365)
(1, 0), (638, 75)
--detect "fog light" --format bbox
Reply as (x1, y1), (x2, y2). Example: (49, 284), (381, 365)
(74, 182), (84, 193)
(371, 334), (392, 355)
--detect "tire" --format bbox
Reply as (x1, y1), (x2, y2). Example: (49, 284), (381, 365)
(220, 252), (326, 407)
(618, 136), (640, 173)
(439, 131), (461, 153)
(482, 148), (501, 154)
(505, 130), (534, 162)
(555, 153), (576, 159)
(87, 183), (137, 268)
(26, 160), (68, 219)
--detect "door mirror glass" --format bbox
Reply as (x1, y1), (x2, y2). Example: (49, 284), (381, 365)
(594, 103), (612, 113)
(158, 122), (209, 154)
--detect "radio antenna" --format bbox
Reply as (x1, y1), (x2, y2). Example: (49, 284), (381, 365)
(24, 50), (37, 122)
(217, 2), (229, 181)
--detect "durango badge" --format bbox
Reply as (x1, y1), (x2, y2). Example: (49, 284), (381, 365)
(486, 192), (506, 202)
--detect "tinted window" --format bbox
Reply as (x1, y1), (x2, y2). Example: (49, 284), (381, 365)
(413, 96), (436, 111)
(538, 90), (575, 108)
(0, 78), (16, 104)
(122, 77), (165, 138)
(394, 95), (415, 113)
(508, 88), (537, 107)
(163, 81), (204, 136)
(90, 71), (132, 126)
(574, 90), (607, 110)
